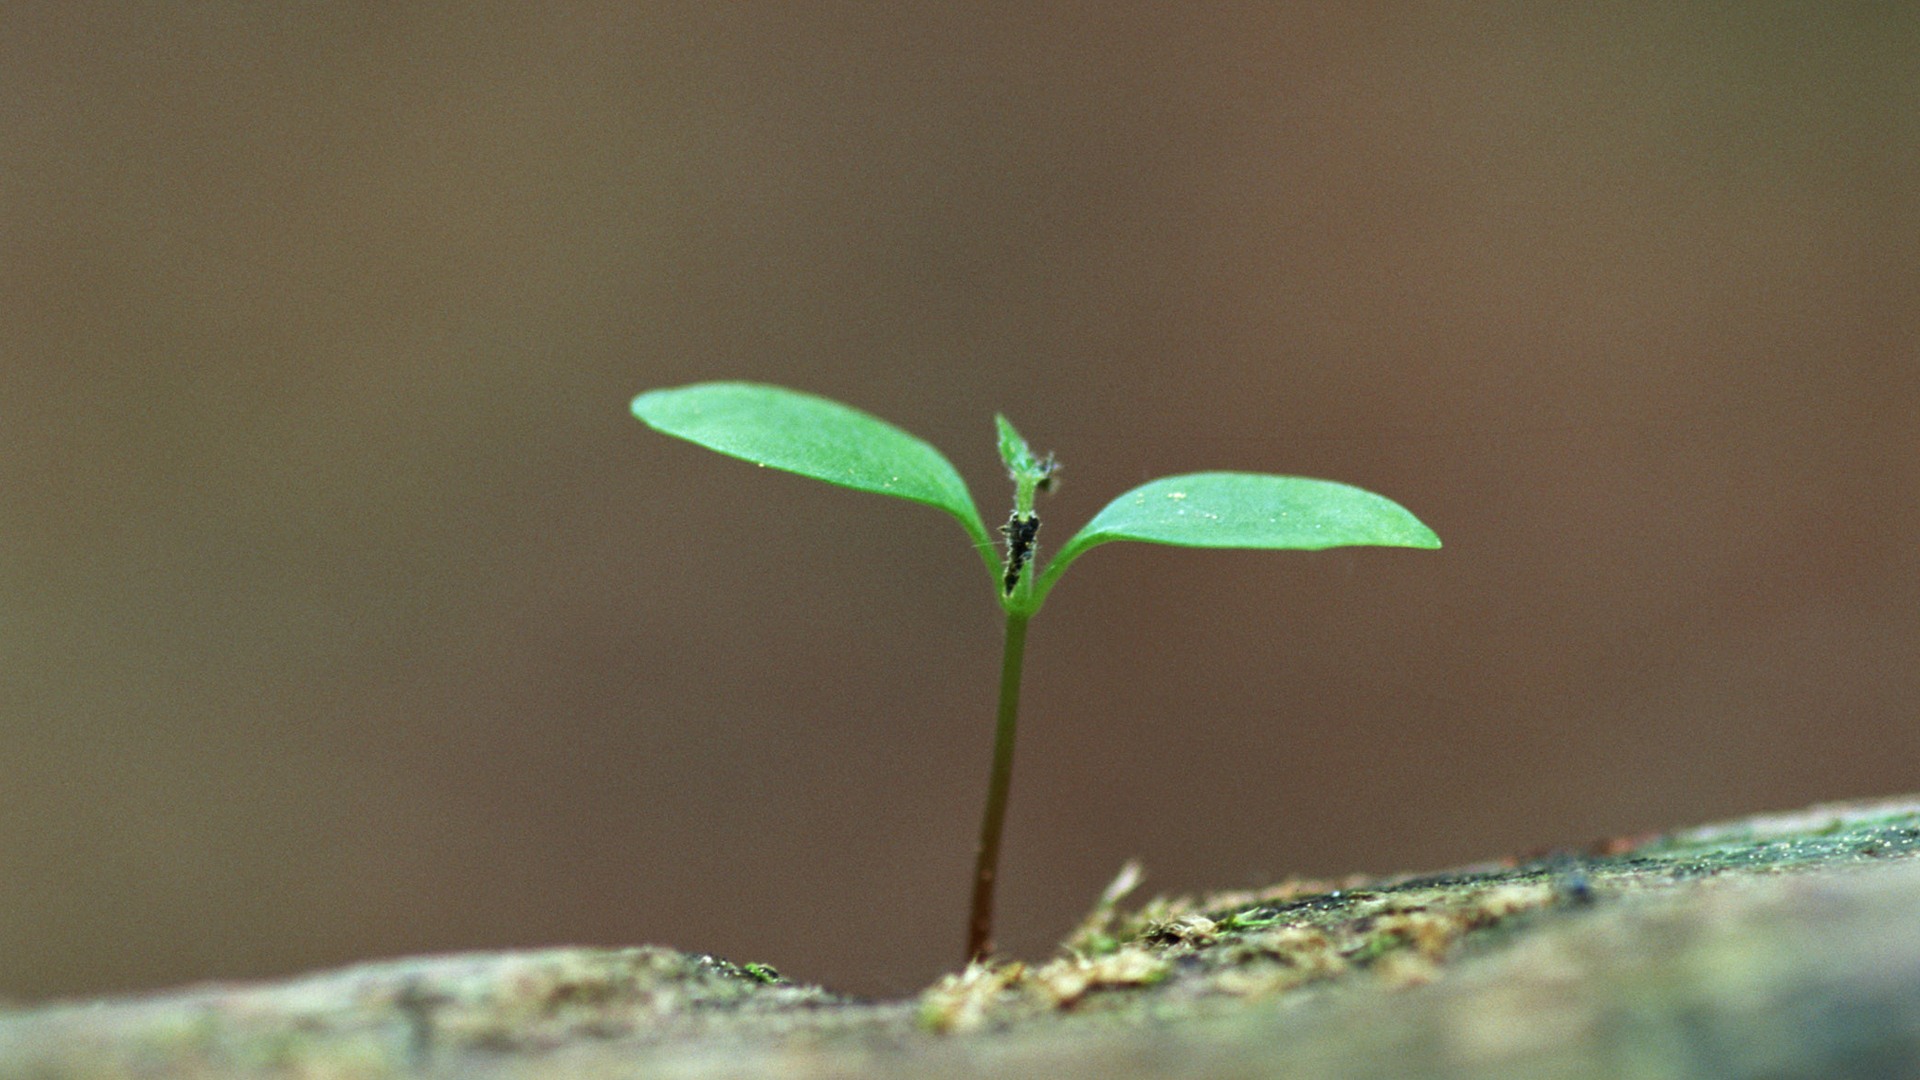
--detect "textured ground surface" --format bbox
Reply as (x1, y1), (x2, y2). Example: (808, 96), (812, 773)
(7, 797), (1920, 1078)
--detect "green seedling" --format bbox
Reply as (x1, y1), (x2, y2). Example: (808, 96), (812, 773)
(631, 382), (1440, 965)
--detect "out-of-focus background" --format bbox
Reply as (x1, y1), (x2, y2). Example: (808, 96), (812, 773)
(4, 5), (1915, 1002)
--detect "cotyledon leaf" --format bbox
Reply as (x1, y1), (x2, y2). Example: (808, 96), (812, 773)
(631, 382), (993, 552)
(1031, 472), (1440, 607)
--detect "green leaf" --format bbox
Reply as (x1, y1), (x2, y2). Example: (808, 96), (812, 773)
(1032, 472), (1439, 607)
(995, 414), (1031, 476)
(631, 382), (994, 554)
(994, 414), (1053, 518)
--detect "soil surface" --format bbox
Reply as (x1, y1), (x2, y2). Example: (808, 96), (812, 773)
(7, 797), (1920, 1078)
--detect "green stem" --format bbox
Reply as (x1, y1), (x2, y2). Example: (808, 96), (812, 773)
(966, 608), (1031, 964)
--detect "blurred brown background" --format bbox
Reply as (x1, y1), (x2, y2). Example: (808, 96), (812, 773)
(3, 4), (1916, 1002)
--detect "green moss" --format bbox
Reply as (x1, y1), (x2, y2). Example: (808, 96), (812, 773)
(740, 962), (783, 984)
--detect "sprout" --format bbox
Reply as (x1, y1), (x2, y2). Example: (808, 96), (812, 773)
(633, 382), (1440, 964)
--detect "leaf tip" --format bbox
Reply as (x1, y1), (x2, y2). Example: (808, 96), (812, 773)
(630, 387), (677, 425)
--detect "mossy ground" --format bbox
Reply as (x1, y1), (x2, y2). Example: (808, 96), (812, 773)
(7, 798), (1920, 1078)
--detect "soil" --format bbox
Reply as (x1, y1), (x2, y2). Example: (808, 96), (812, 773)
(7, 797), (1920, 1078)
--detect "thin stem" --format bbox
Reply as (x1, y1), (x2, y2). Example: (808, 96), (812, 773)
(966, 608), (1031, 964)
